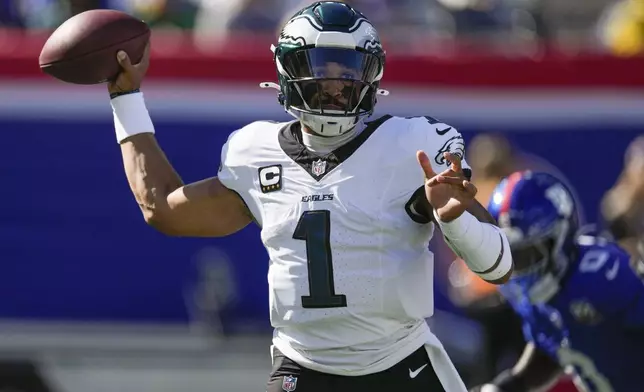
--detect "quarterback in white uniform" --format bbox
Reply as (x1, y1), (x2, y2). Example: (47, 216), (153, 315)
(107, 2), (513, 391)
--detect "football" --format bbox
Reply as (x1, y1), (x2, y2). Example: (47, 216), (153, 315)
(39, 9), (150, 85)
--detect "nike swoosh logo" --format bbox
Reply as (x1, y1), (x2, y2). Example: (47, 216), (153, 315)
(409, 364), (429, 378)
(606, 260), (619, 280)
(436, 127), (452, 135)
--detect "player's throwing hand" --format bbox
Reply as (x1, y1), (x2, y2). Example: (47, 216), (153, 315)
(108, 41), (151, 95)
(417, 151), (477, 222)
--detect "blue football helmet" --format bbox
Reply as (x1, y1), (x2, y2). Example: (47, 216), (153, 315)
(488, 171), (581, 303)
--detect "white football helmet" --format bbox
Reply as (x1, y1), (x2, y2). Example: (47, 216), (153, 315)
(261, 1), (388, 137)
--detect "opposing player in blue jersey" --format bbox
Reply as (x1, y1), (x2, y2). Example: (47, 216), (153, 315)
(471, 171), (644, 392)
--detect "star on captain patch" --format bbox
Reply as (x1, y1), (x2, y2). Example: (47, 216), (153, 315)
(258, 165), (283, 193)
(312, 159), (327, 176)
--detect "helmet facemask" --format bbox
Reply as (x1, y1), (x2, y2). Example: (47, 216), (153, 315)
(274, 46), (385, 136)
(507, 220), (571, 303)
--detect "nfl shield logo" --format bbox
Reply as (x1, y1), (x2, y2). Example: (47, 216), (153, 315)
(312, 159), (327, 176)
(282, 375), (298, 391)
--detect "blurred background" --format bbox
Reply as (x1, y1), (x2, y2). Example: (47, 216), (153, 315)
(0, 0), (643, 391)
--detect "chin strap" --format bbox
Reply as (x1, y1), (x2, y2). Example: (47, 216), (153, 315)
(260, 82), (280, 90)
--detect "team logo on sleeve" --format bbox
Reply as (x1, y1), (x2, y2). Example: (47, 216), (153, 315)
(258, 165), (283, 193)
(282, 375), (298, 391)
(434, 135), (465, 166)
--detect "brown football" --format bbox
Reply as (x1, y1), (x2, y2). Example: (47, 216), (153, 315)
(39, 9), (150, 85)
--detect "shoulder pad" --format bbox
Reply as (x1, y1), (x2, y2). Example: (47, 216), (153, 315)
(223, 120), (283, 163)
(405, 115), (457, 136)
(574, 238), (633, 286)
(402, 116), (471, 178)
(228, 120), (280, 143)
(566, 238), (644, 319)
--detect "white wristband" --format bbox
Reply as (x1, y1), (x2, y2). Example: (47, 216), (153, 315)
(111, 92), (155, 143)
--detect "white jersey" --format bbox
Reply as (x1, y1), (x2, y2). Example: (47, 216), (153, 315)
(218, 115), (470, 389)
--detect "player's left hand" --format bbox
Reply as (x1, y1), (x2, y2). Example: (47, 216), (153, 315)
(417, 151), (477, 222)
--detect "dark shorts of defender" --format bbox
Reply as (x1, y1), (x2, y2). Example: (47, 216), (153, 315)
(267, 346), (446, 392)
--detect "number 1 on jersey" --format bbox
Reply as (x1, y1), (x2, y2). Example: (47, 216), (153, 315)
(293, 210), (347, 308)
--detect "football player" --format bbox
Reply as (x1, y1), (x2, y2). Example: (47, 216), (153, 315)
(472, 171), (644, 392)
(107, 2), (513, 391)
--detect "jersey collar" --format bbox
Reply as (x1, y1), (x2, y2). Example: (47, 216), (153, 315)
(278, 115), (392, 181)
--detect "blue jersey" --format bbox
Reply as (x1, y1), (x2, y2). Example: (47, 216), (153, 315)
(500, 236), (644, 392)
